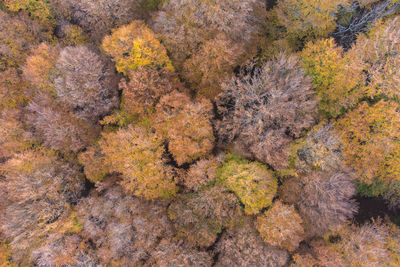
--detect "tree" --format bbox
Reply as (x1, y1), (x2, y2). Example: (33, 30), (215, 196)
(335, 100), (400, 204)
(0, 10), (40, 70)
(154, 91), (214, 166)
(25, 93), (100, 153)
(0, 149), (84, 264)
(215, 218), (289, 267)
(216, 154), (278, 215)
(49, 0), (143, 41)
(0, 68), (27, 111)
(216, 54), (318, 170)
(168, 185), (243, 247)
(102, 20), (173, 76)
(145, 239), (213, 267)
(22, 43), (59, 95)
(3, 0), (56, 38)
(255, 201), (304, 252)
(0, 109), (32, 161)
(117, 68), (178, 121)
(181, 33), (244, 98)
(99, 125), (177, 200)
(55, 22), (88, 46)
(76, 185), (173, 266)
(273, 0), (352, 41)
(152, 0), (267, 98)
(183, 156), (221, 192)
(301, 38), (366, 118)
(54, 45), (119, 121)
(288, 122), (345, 175)
(78, 143), (110, 183)
(333, 0), (400, 49)
(298, 171), (358, 236)
(349, 17), (400, 100)
(32, 232), (99, 267)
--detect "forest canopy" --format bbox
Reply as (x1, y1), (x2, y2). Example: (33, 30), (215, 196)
(1, 0), (400, 266)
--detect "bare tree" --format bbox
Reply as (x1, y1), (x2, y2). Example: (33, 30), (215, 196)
(216, 54), (318, 170)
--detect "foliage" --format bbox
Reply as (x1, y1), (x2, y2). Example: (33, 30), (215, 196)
(301, 38), (366, 118)
(288, 122), (345, 175)
(216, 54), (318, 170)
(49, 0), (143, 41)
(99, 125), (177, 200)
(78, 143), (110, 183)
(3, 0), (55, 33)
(152, 0), (267, 97)
(154, 91), (214, 165)
(76, 185), (173, 266)
(216, 154), (278, 215)
(22, 42), (58, 95)
(215, 218), (289, 267)
(0, 68), (27, 111)
(273, 0), (351, 41)
(350, 17), (400, 100)
(105, 68), (179, 126)
(0, 109), (32, 160)
(168, 185), (243, 247)
(146, 239), (213, 267)
(255, 201), (304, 251)
(54, 45), (119, 121)
(298, 171), (358, 236)
(184, 157), (221, 192)
(335, 101), (400, 187)
(56, 23), (88, 46)
(328, 221), (400, 266)
(102, 20), (173, 76)
(0, 10), (40, 69)
(0, 149), (84, 264)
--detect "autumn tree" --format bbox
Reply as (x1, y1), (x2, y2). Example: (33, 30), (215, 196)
(3, 0), (56, 39)
(102, 20), (173, 76)
(78, 143), (110, 183)
(183, 156), (221, 192)
(25, 93), (100, 153)
(0, 68), (27, 111)
(154, 91), (214, 166)
(76, 185), (173, 265)
(273, 0), (352, 41)
(335, 100), (400, 206)
(298, 171), (358, 236)
(288, 122), (345, 175)
(215, 218), (289, 267)
(22, 43), (59, 96)
(152, 0), (267, 97)
(255, 201), (304, 252)
(350, 17), (400, 100)
(145, 239), (213, 267)
(0, 149), (84, 264)
(216, 54), (318, 170)
(0, 10), (40, 70)
(301, 38), (366, 118)
(103, 68), (179, 127)
(0, 109), (32, 160)
(32, 232), (99, 266)
(216, 154), (278, 215)
(99, 125), (177, 200)
(54, 45), (119, 121)
(49, 0), (143, 41)
(168, 185), (243, 247)
(55, 22), (88, 46)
